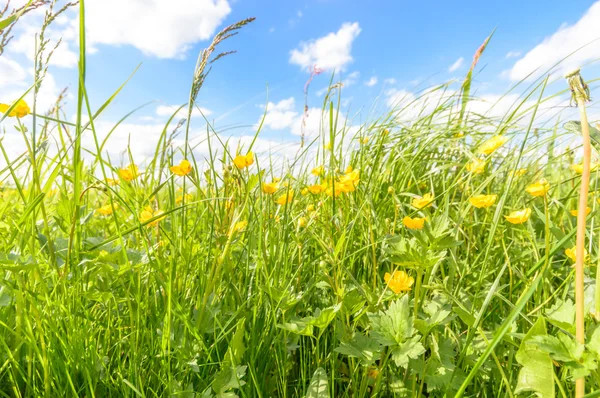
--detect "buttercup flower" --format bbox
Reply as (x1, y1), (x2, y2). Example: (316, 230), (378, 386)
(311, 165), (325, 176)
(384, 270), (414, 294)
(510, 168), (527, 178)
(571, 163), (598, 174)
(233, 220), (248, 233)
(565, 246), (588, 263)
(504, 208), (531, 224)
(412, 193), (434, 209)
(360, 136), (370, 145)
(525, 178), (550, 197)
(262, 180), (280, 194)
(570, 207), (591, 217)
(118, 164), (139, 181)
(298, 217), (307, 228)
(338, 169), (360, 193)
(106, 178), (120, 186)
(176, 193), (193, 204)
(469, 194), (497, 209)
(478, 135), (508, 155)
(233, 152), (254, 169)
(139, 207), (165, 227)
(308, 183), (326, 194)
(466, 158), (486, 174)
(170, 159), (193, 176)
(0, 99), (30, 118)
(96, 204), (116, 216)
(402, 216), (426, 230)
(275, 191), (294, 205)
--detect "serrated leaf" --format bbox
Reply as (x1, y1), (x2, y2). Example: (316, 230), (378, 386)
(515, 317), (555, 398)
(545, 299), (575, 334)
(391, 335), (425, 367)
(368, 295), (413, 346)
(309, 303), (341, 330)
(304, 367), (329, 398)
(334, 333), (381, 366)
(277, 319), (314, 336)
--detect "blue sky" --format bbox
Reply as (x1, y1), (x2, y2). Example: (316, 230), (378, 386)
(2, 0), (600, 161)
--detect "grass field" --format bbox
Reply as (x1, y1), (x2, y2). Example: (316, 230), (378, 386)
(2, 3), (600, 398)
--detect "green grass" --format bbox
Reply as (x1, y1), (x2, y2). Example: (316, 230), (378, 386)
(2, 5), (600, 397)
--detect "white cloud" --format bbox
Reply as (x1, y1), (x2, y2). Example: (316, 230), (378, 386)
(365, 76), (378, 87)
(85, 0), (232, 59)
(156, 104), (212, 119)
(448, 57), (464, 72)
(0, 57), (27, 86)
(289, 22), (361, 72)
(384, 78), (397, 85)
(508, 1), (600, 80)
(505, 51), (521, 59)
(258, 98), (299, 130)
(8, 9), (79, 68)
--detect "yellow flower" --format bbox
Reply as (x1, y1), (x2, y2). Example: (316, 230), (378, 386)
(325, 182), (344, 197)
(345, 165), (353, 174)
(176, 193), (193, 204)
(106, 178), (120, 186)
(565, 246), (589, 264)
(118, 164), (139, 181)
(233, 152), (254, 169)
(306, 204), (315, 212)
(504, 208), (531, 224)
(308, 183), (326, 194)
(360, 136), (370, 145)
(96, 204), (116, 216)
(233, 220), (248, 233)
(525, 178), (550, 197)
(170, 159), (193, 176)
(570, 207), (591, 216)
(298, 217), (307, 228)
(571, 163), (598, 174)
(311, 165), (325, 176)
(262, 180), (279, 194)
(510, 168), (527, 178)
(478, 135), (508, 155)
(139, 207), (165, 227)
(324, 142), (332, 150)
(0, 99), (30, 118)
(384, 271), (414, 294)
(466, 158), (486, 174)
(469, 194), (497, 209)
(382, 129), (390, 136)
(275, 191), (294, 205)
(338, 169), (360, 193)
(402, 216), (426, 230)
(412, 193), (434, 209)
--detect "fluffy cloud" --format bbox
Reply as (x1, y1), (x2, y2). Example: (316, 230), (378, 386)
(7, 9), (79, 68)
(290, 22), (361, 71)
(448, 57), (464, 72)
(85, 0), (232, 59)
(505, 51), (521, 59)
(508, 1), (600, 80)
(0, 57), (27, 86)
(259, 98), (299, 130)
(365, 76), (378, 87)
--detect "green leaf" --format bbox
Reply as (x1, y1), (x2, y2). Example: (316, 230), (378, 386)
(277, 319), (314, 337)
(515, 317), (555, 398)
(390, 335), (425, 367)
(587, 326), (600, 359)
(226, 318), (246, 366)
(545, 299), (575, 334)
(304, 367), (329, 398)
(531, 334), (583, 362)
(334, 332), (381, 366)
(212, 365), (247, 395)
(368, 295), (414, 346)
(309, 303), (341, 330)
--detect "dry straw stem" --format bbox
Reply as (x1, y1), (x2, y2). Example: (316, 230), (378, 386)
(565, 67), (591, 398)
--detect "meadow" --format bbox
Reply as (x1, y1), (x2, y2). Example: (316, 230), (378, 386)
(2, 4), (600, 398)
